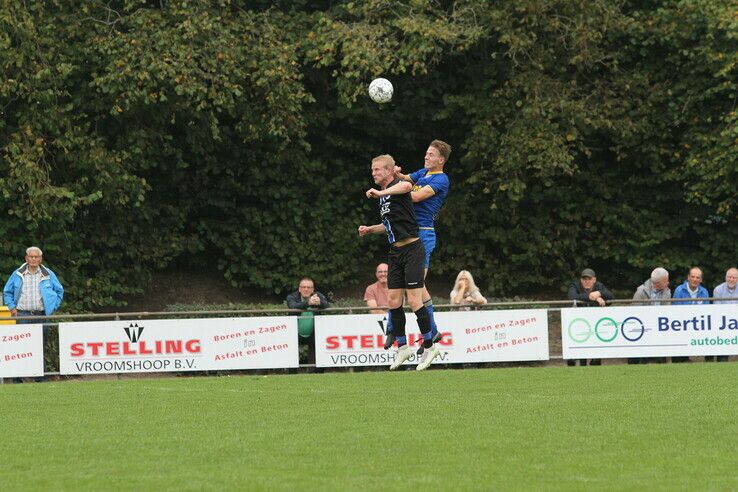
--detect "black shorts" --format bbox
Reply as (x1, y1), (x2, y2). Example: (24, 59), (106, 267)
(387, 239), (425, 290)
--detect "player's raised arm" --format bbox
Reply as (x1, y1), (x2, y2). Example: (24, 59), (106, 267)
(411, 186), (436, 203)
(366, 181), (412, 198)
(393, 165), (414, 183)
(358, 224), (387, 236)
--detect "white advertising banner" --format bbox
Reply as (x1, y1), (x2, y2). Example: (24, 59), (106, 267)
(0, 324), (44, 378)
(315, 310), (549, 368)
(59, 317), (299, 375)
(562, 304), (738, 359)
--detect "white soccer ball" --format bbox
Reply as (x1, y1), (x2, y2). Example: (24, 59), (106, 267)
(368, 78), (393, 104)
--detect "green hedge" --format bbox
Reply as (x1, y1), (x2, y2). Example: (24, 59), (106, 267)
(1, 1), (735, 313)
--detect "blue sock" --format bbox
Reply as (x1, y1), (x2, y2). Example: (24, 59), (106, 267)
(396, 335), (407, 346)
(424, 299), (438, 337)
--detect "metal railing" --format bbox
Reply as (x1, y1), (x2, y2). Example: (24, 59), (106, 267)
(3, 295), (731, 323)
(2, 296), (733, 384)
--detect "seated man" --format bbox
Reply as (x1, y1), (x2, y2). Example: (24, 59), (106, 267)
(286, 277), (330, 365)
(672, 267), (709, 363)
(713, 267), (738, 304)
(709, 267), (737, 362)
(633, 267), (671, 305)
(673, 267), (709, 304)
(364, 263), (389, 314)
(631, 267), (671, 364)
(566, 268), (614, 367)
(567, 268), (614, 307)
(286, 277), (330, 311)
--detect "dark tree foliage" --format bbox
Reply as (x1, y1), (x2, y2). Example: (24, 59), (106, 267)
(0, 0), (735, 310)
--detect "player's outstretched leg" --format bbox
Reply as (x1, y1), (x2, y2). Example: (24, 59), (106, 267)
(414, 306), (440, 371)
(388, 307), (413, 370)
(423, 298), (443, 344)
(417, 344), (440, 371)
(390, 343), (414, 370)
(383, 314), (395, 350)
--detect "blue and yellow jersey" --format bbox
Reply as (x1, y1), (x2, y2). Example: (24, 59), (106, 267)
(408, 169), (450, 228)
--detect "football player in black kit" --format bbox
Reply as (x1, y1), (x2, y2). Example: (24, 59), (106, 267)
(358, 154), (441, 370)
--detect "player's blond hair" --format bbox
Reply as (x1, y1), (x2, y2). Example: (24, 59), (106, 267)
(372, 154), (395, 169)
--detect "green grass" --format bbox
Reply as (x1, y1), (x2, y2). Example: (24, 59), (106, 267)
(1, 364), (736, 490)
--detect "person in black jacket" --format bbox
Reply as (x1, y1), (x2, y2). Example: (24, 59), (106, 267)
(286, 277), (330, 365)
(566, 268), (614, 366)
(567, 268), (614, 307)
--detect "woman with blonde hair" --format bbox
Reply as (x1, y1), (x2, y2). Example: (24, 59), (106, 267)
(450, 270), (487, 307)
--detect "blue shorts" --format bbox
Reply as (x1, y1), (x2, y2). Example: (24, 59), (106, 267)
(418, 228), (436, 269)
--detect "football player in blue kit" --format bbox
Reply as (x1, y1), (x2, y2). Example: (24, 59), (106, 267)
(392, 140), (451, 351)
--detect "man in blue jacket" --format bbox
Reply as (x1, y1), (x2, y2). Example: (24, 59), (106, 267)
(671, 266), (709, 363)
(672, 267), (709, 305)
(3, 246), (64, 322)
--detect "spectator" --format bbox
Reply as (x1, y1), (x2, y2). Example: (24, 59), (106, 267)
(286, 277), (331, 311)
(673, 267), (709, 304)
(3, 246), (64, 323)
(286, 277), (330, 365)
(364, 263), (389, 314)
(566, 268), (614, 367)
(633, 267), (671, 305)
(631, 267), (671, 365)
(708, 267), (737, 362)
(672, 267), (709, 363)
(567, 268), (614, 307)
(3, 246), (63, 383)
(450, 270), (487, 309)
(712, 267), (738, 304)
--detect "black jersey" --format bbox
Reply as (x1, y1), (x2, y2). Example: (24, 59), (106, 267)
(379, 178), (419, 244)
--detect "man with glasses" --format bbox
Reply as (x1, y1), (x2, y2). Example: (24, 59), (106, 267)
(286, 277), (330, 365)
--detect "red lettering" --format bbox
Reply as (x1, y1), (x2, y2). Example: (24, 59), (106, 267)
(326, 336), (339, 349)
(166, 340), (183, 353)
(360, 335), (373, 348)
(185, 340), (201, 353)
(69, 338), (203, 357)
(343, 335), (358, 349)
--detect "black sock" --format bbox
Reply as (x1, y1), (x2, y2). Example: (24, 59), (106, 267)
(414, 306), (432, 348)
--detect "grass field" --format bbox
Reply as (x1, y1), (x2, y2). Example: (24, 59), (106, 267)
(1, 364), (736, 490)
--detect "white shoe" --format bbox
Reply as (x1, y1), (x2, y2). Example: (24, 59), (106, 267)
(416, 344), (440, 371)
(389, 345), (414, 371)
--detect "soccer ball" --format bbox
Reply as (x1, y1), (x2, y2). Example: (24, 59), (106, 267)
(368, 78), (393, 104)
